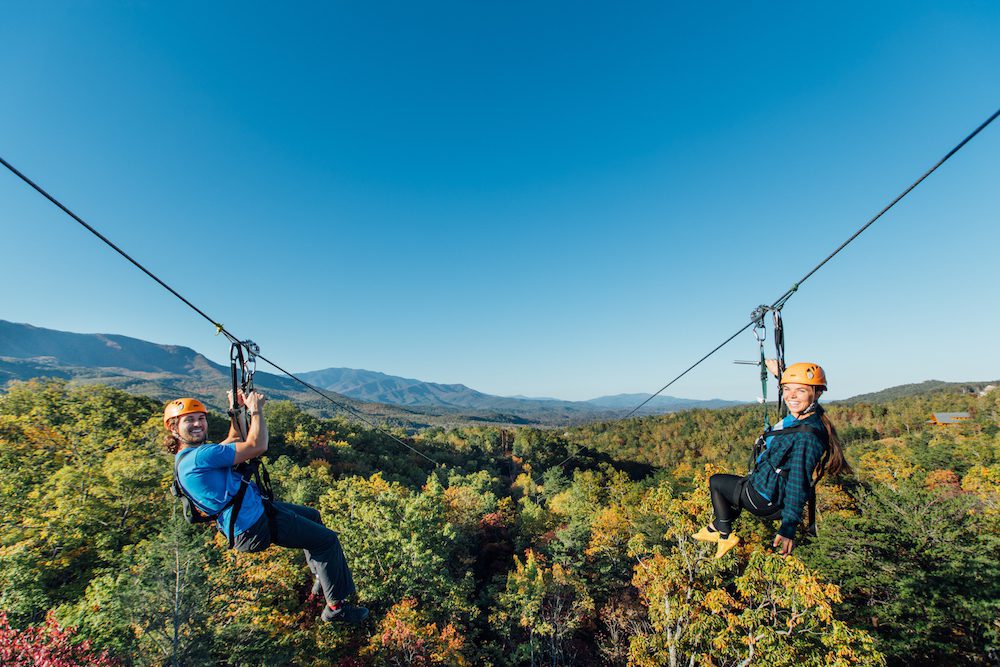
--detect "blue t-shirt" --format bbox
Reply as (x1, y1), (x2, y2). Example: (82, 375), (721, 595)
(175, 443), (264, 537)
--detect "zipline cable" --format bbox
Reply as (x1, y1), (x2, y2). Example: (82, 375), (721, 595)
(620, 322), (755, 420)
(769, 106), (1000, 312)
(0, 155), (439, 466)
(3, 105), (997, 473)
(0, 156), (226, 335)
(621, 106), (999, 421)
(539, 106), (999, 480)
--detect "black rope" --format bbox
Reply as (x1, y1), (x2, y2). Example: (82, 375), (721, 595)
(3, 105), (997, 475)
(0, 156), (227, 336)
(0, 155), (439, 466)
(623, 105), (999, 421)
(539, 106), (1000, 481)
(620, 322), (755, 420)
(253, 350), (439, 464)
(770, 106), (1000, 311)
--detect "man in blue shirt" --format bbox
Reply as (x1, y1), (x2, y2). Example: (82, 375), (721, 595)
(164, 393), (368, 624)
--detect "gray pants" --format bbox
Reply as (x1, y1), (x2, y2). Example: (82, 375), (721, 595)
(232, 500), (355, 604)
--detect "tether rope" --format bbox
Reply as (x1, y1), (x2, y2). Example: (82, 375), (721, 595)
(0, 153), (439, 465)
(540, 106), (1000, 479)
(620, 106), (999, 421)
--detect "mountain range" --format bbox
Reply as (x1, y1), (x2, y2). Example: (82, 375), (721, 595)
(0, 320), (741, 426)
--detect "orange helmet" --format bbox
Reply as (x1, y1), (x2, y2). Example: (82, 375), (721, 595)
(163, 398), (208, 428)
(780, 362), (827, 389)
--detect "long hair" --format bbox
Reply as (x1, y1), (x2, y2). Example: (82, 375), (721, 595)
(809, 396), (852, 478)
(163, 416), (181, 455)
(818, 407), (851, 477)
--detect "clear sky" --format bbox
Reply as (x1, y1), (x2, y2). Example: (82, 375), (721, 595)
(2, 2), (998, 402)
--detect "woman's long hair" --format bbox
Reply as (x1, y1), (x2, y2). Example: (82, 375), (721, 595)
(810, 396), (852, 478)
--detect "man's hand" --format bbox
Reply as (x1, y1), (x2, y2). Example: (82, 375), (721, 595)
(242, 391), (266, 415)
(226, 389), (244, 411)
(773, 534), (795, 556)
(232, 391), (269, 464)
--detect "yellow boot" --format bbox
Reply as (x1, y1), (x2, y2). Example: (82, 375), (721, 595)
(692, 525), (720, 543)
(715, 533), (740, 559)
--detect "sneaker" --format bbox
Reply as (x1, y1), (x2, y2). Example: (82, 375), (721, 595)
(692, 525), (720, 543)
(715, 533), (740, 559)
(321, 602), (369, 624)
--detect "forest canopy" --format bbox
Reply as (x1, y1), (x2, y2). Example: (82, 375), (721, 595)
(1, 378), (998, 665)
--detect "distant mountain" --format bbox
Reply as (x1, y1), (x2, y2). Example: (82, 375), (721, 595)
(0, 320), (363, 417)
(299, 367), (508, 408)
(585, 393), (743, 412)
(0, 320), (604, 426)
(297, 367), (616, 418)
(0, 320), (752, 426)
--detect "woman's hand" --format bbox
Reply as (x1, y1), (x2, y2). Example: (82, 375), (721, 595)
(764, 358), (780, 379)
(773, 534), (795, 556)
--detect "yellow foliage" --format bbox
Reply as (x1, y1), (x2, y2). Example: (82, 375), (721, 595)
(546, 489), (573, 517)
(856, 439), (916, 487)
(208, 536), (308, 636)
(963, 464), (1000, 517)
(816, 482), (857, 521)
(585, 504), (634, 559)
(441, 485), (485, 529)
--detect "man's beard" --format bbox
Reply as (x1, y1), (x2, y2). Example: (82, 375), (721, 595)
(180, 433), (207, 446)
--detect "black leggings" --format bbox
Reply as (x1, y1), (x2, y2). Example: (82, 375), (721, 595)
(709, 474), (782, 535)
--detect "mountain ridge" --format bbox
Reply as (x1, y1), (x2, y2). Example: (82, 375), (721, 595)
(6, 320), (985, 424)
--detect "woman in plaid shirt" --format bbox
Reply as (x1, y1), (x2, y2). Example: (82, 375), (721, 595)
(692, 362), (851, 558)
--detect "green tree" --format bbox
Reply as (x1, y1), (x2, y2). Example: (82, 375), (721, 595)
(800, 480), (1000, 664)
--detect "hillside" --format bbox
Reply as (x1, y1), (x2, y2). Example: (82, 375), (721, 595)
(840, 379), (999, 404)
(0, 320), (393, 422)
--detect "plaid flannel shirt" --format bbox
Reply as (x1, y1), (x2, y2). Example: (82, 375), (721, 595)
(748, 411), (827, 538)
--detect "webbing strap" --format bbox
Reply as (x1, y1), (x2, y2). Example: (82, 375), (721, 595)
(229, 342), (250, 441)
(173, 450), (250, 545)
(225, 339), (276, 544)
(753, 418), (829, 537)
(771, 309), (787, 419)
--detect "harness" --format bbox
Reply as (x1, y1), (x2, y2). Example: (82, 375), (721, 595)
(170, 449), (255, 547)
(736, 306), (829, 536)
(170, 339), (278, 548)
(736, 305), (788, 438)
(746, 417), (830, 536)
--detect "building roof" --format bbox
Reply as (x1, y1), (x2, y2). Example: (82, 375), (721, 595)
(931, 412), (972, 424)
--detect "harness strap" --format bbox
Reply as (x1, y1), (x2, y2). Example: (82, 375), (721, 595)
(229, 343), (250, 441)
(224, 339), (277, 544)
(248, 458), (278, 542)
(772, 309), (787, 420)
(738, 477), (783, 521)
(748, 418), (830, 536)
(172, 451), (251, 548)
(225, 462), (254, 548)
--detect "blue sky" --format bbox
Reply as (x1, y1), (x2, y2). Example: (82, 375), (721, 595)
(2, 2), (998, 402)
